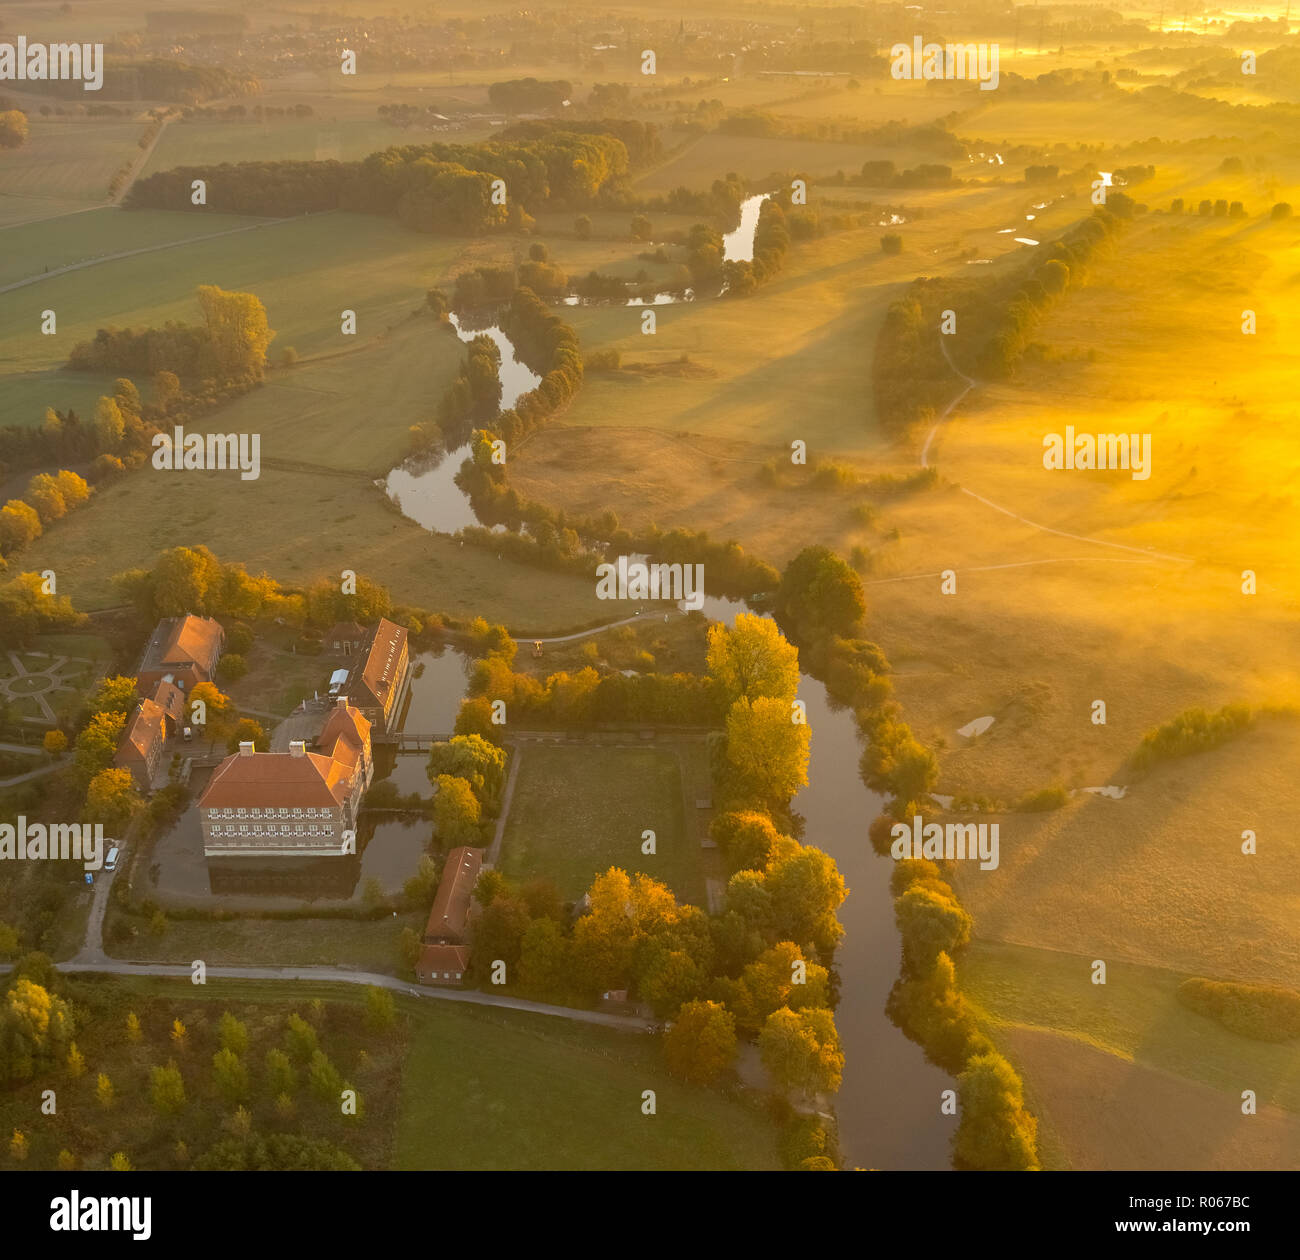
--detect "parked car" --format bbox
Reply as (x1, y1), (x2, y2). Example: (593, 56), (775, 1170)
(182, 726), (193, 742)
(104, 846), (120, 872)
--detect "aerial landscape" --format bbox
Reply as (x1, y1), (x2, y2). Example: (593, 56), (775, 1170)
(0, 0), (1296, 1208)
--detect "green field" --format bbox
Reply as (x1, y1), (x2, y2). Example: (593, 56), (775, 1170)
(0, 207), (268, 287)
(0, 120), (145, 210)
(499, 743), (704, 903)
(142, 118), (409, 175)
(395, 998), (780, 1170)
(0, 211), (463, 388)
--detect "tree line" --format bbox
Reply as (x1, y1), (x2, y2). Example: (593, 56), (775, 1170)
(127, 126), (637, 232)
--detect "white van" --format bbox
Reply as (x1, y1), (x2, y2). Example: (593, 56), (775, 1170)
(104, 846), (120, 872)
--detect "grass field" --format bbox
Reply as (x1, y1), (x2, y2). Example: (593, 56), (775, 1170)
(142, 118), (409, 175)
(0, 211), (463, 384)
(0, 207), (268, 287)
(961, 940), (1300, 1169)
(0, 120), (145, 209)
(499, 743), (704, 903)
(395, 997), (780, 1170)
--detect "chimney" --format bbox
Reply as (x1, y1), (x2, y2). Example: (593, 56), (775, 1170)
(289, 740), (307, 757)
(238, 741), (255, 757)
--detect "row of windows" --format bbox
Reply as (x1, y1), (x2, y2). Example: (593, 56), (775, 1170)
(208, 824), (335, 837)
(209, 807), (335, 820)
(206, 837), (337, 850)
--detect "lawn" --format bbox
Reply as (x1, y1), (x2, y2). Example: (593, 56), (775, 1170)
(395, 999), (781, 1170)
(104, 906), (424, 972)
(498, 743), (705, 904)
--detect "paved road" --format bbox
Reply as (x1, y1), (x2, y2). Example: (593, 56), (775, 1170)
(16, 958), (652, 1032)
(525, 608), (685, 646)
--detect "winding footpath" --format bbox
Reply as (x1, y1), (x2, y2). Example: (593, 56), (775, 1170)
(923, 337), (1191, 566)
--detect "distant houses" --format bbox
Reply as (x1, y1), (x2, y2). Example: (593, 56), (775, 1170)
(197, 697), (373, 858)
(417, 846), (484, 986)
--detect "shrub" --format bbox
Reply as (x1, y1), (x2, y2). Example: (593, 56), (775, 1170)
(1177, 978), (1300, 1042)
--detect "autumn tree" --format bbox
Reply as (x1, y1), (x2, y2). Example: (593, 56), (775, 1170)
(895, 883), (972, 976)
(759, 1006), (844, 1096)
(87, 675), (139, 720)
(733, 941), (832, 1035)
(765, 845), (846, 958)
(952, 1052), (1040, 1170)
(663, 1000), (737, 1084)
(0, 979), (74, 1083)
(0, 500), (42, 553)
(84, 768), (141, 831)
(196, 285), (275, 383)
(723, 695), (810, 805)
(706, 613), (800, 706)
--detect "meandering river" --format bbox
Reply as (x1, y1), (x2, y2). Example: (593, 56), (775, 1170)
(375, 200), (954, 1168)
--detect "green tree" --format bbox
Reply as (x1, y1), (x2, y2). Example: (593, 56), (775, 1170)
(776, 545), (866, 638)
(895, 883), (972, 975)
(952, 1052), (1040, 1170)
(426, 735), (507, 807)
(284, 1013), (318, 1063)
(212, 1047), (250, 1103)
(149, 1061), (186, 1115)
(307, 1050), (343, 1101)
(218, 1011), (249, 1057)
(432, 774), (482, 845)
(264, 1048), (296, 1097)
(363, 986), (396, 1032)
(663, 1000), (737, 1084)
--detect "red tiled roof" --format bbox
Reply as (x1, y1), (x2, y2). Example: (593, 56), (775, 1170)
(418, 943), (469, 979)
(353, 618), (407, 707)
(423, 846), (483, 944)
(150, 680), (186, 724)
(155, 615), (223, 672)
(201, 750), (351, 810)
(117, 698), (166, 764)
(318, 702), (370, 761)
